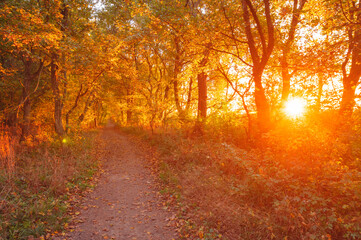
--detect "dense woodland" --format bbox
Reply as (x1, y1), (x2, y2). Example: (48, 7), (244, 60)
(2, 0), (361, 138)
(2, 0), (361, 239)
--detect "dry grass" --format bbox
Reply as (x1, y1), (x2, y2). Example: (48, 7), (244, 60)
(0, 128), (100, 239)
(0, 125), (16, 178)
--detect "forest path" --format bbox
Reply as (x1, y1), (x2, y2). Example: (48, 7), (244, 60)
(57, 128), (178, 240)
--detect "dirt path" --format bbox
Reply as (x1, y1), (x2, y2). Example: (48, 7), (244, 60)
(57, 128), (178, 240)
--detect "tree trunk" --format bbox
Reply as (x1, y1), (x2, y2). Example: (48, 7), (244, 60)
(339, 4), (361, 120)
(78, 93), (94, 125)
(172, 36), (186, 120)
(47, 1), (69, 137)
(19, 80), (31, 142)
(126, 88), (133, 125)
(65, 85), (87, 133)
(19, 62), (31, 142)
(241, 0), (274, 133)
(126, 109), (132, 125)
(173, 79), (185, 119)
(254, 72), (271, 132)
(197, 72), (207, 122)
(340, 77), (357, 119)
(19, 60), (43, 142)
(340, 50), (361, 118)
(196, 44), (211, 126)
(173, 70), (186, 120)
(51, 54), (65, 136)
(193, 72), (207, 136)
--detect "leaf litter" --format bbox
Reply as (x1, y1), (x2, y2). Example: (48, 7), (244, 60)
(53, 128), (179, 240)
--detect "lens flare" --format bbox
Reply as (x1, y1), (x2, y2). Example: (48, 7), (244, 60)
(284, 97), (306, 118)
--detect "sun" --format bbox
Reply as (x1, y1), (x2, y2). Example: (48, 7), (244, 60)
(284, 97), (306, 118)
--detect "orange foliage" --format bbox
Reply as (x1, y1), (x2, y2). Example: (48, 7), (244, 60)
(0, 125), (15, 176)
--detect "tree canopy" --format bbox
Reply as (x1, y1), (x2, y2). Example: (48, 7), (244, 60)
(1, 0), (361, 137)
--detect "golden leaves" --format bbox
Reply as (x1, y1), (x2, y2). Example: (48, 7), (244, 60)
(0, 4), (62, 53)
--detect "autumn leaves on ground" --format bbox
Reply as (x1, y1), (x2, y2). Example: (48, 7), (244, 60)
(2, 0), (361, 239)
(54, 128), (179, 240)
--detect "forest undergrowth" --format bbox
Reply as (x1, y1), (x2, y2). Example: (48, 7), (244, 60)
(0, 127), (100, 240)
(122, 112), (361, 240)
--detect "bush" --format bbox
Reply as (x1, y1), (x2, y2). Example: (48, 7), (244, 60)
(123, 114), (361, 239)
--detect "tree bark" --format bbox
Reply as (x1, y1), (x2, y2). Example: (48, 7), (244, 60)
(49, 1), (69, 137)
(19, 59), (43, 142)
(193, 72), (207, 136)
(51, 53), (65, 136)
(254, 72), (271, 132)
(19, 61), (32, 142)
(172, 36), (187, 120)
(126, 88), (133, 125)
(241, 0), (274, 132)
(340, 76), (358, 118)
(197, 72), (207, 121)
(65, 84), (88, 133)
(339, 6), (361, 120)
(78, 93), (94, 125)
(194, 45), (210, 135)
(19, 78), (31, 142)
(197, 45), (211, 125)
